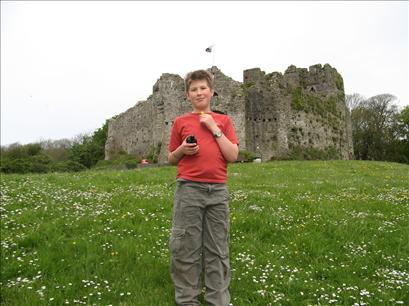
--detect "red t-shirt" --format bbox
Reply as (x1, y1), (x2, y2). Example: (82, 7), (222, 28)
(168, 112), (239, 183)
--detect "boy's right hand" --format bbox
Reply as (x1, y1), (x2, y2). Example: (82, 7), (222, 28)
(181, 137), (199, 155)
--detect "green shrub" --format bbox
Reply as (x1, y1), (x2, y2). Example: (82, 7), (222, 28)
(146, 143), (162, 164)
(237, 150), (256, 162)
(28, 154), (52, 173)
(291, 86), (304, 111)
(51, 160), (87, 172)
(288, 145), (341, 160)
(0, 152), (52, 174)
(335, 73), (344, 90)
(0, 158), (31, 174)
(93, 153), (141, 171)
(240, 81), (256, 98)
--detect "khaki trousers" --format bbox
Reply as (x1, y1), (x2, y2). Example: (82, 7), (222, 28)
(170, 180), (231, 306)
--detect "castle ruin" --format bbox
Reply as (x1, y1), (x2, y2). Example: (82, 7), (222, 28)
(104, 64), (353, 163)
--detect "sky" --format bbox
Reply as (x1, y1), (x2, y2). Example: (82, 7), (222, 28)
(1, 1), (408, 146)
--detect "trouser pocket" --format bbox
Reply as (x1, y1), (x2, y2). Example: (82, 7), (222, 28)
(169, 227), (186, 257)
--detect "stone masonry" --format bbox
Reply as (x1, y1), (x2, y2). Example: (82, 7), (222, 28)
(105, 64), (353, 163)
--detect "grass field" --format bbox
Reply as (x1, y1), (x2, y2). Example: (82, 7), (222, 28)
(1, 160), (408, 305)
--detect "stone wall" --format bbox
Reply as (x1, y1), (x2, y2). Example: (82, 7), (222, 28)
(105, 64), (353, 163)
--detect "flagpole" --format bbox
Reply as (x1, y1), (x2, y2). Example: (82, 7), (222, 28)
(212, 46), (215, 68)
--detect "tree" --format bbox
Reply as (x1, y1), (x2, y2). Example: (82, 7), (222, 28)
(69, 121), (108, 168)
(349, 93), (408, 163)
(346, 93), (365, 111)
(397, 105), (409, 140)
(391, 105), (409, 163)
(39, 138), (74, 161)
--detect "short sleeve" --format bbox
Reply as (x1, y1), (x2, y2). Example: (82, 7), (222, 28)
(168, 118), (182, 152)
(223, 116), (239, 145)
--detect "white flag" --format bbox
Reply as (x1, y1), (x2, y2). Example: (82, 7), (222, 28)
(205, 45), (214, 52)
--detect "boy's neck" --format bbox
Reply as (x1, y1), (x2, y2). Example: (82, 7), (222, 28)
(192, 109), (211, 114)
(192, 110), (212, 114)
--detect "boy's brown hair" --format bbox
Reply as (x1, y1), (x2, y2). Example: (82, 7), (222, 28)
(184, 70), (214, 93)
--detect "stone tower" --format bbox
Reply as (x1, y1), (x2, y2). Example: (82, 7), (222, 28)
(104, 64), (353, 163)
(243, 64), (353, 160)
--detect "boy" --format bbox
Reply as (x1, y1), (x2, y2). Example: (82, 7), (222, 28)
(168, 69), (239, 306)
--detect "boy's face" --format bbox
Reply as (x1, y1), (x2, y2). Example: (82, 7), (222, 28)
(186, 79), (214, 112)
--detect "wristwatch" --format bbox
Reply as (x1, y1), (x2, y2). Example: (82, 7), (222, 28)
(213, 130), (223, 138)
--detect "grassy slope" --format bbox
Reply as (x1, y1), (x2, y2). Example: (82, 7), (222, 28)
(1, 161), (408, 305)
